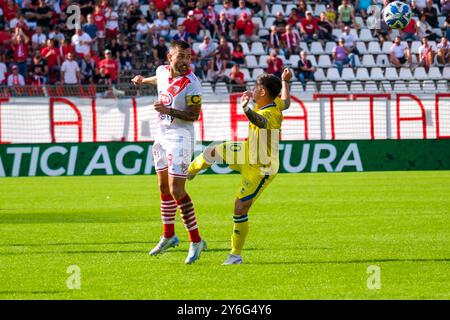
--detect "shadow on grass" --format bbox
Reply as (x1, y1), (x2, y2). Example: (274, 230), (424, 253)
(0, 213), (148, 224)
(249, 258), (450, 265)
(0, 240), (231, 247)
(0, 290), (66, 295)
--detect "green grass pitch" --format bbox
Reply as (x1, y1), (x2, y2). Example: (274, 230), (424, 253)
(0, 171), (449, 299)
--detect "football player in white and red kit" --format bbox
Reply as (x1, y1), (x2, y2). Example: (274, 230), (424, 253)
(132, 40), (206, 264)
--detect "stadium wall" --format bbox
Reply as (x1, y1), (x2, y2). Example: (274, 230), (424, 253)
(1, 140), (450, 177)
(0, 93), (449, 143)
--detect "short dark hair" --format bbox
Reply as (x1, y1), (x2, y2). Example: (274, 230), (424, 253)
(170, 40), (190, 51)
(256, 74), (282, 100)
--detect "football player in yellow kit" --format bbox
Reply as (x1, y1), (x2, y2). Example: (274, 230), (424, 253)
(188, 68), (292, 264)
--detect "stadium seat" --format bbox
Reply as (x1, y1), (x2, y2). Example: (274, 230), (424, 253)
(252, 68), (264, 80)
(367, 41), (382, 54)
(259, 55), (269, 68)
(370, 67), (384, 81)
(362, 54), (377, 67)
(324, 42), (336, 55)
(271, 4), (285, 16)
(242, 68), (252, 82)
(359, 29), (374, 43)
(310, 42), (324, 55)
(385, 67), (398, 81)
(422, 80), (436, 93)
(299, 42), (309, 53)
(380, 81), (392, 92)
(413, 67), (428, 80)
(239, 42), (251, 55)
(289, 55), (300, 67)
(393, 81), (408, 92)
(428, 67), (442, 80)
(444, 67), (450, 79)
(350, 81), (365, 93)
(314, 68), (326, 81)
(332, 29), (342, 39)
(264, 17), (276, 29)
(314, 4), (326, 16)
(291, 82), (305, 94)
(286, 4), (297, 14)
(335, 81), (348, 93)
(258, 29), (270, 37)
(177, 17), (186, 25)
(252, 17), (263, 28)
(214, 4), (223, 14)
(251, 42), (266, 56)
(318, 55), (333, 68)
(341, 68), (356, 81)
(364, 81), (378, 91)
(320, 81), (334, 92)
(192, 42), (201, 54)
(355, 68), (370, 81)
(356, 42), (367, 54)
(408, 80), (422, 92)
(399, 68), (413, 81)
(305, 82), (317, 93)
(411, 41), (421, 54)
(381, 41), (392, 54)
(437, 80), (449, 92)
(202, 82), (214, 94)
(214, 83), (229, 94)
(375, 54), (389, 67)
(140, 4), (149, 16)
(354, 17), (365, 29)
(354, 55), (361, 67)
(307, 55), (317, 67)
(327, 68), (341, 81)
(245, 55), (258, 69)
(438, 16), (446, 29)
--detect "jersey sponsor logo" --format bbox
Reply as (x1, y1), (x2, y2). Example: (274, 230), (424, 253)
(167, 76), (191, 98)
(160, 92), (173, 106)
(187, 95), (201, 105)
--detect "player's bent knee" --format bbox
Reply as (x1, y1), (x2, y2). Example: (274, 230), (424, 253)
(234, 198), (252, 215)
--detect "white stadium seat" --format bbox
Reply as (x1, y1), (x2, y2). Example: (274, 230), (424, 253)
(264, 17), (276, 29)
(252, 68), (264, 80)
(335, 81), (348, 93)
(399, 68), (413, 81)
(310, 42), (324, 55)
(359, 29), (374, 42)
(376, 54), (389, 67)
(381, 81), (392, 92)
(370, 67), (384, 81)
(289, 55), (300, 67)
(354, 17), (365, 29)
(252, 17), (263, 28)
(271, 4), (285, 16)
(428, 67), (442, 80)
(408, 80), (422, 92)
(318, 55), (333, 68)
(341, 68), (356, 81)
(350, 81), (365, 93)
(381, 41), (392, 54)
(393, 81), (408, 92)
(444, 67), (450, 79)
(242, 68), (252, 82)
(326, 68), (341, 81)
(239, 42), (251, 55)
(286, 4), (298, 14)
(385, 67), (398, 81)
(362, 54), (377, 67)
(308, 55), (317, 67)
(422, 80), (436, 92)
(325, 42), (336, 54)
(305, 82), (317, 93)
(356, 68), (370, 81)
(414, 67), (428, 80)
(245, 55), (258, 69)
(364, 81), (378, 91)
(299, 42), (309, 53)
(356, 42), (367, 54)
(437, 80), (449, 92)
(314, 68), (326, 81)
(332, 29), (342, 39)
(367, 41), (382, 54)
(251, 42), (266, 56)
(314, 4), (326, 16)
(411, 41), (421, 54)
(320, 81), (334, 92)
(259, 55), (269, 68)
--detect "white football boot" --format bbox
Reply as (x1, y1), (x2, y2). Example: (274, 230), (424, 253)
(222, 254), (243, 265)
(185, 239), (207, 264)
(149, 235), (180, 256)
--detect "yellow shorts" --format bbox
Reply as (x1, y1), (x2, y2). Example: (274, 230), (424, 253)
(216, 141), (276, 202)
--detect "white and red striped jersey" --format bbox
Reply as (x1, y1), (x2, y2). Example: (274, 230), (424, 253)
(156, 65), (202, 137)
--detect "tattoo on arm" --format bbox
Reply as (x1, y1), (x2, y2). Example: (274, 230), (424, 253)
(169, 105), (201, 121)
(244, 108), (267, 128)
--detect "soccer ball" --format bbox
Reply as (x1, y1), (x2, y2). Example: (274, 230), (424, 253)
(383, 1), (412, 30)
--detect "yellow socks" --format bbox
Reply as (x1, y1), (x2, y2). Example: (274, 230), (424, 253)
(231, 214), (249, 255)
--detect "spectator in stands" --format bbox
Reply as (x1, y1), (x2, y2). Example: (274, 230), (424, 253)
(228, 64), (246, 93)
(152, 36), (168, 67)
(198, 35), (218, 79)
(208, 50), (229, 85)
(72, 27), (93, 58)
(266, 49), (284, 78)
(410, 0), (424, 16)
(333, 38), (356, 75)
(235, 12), (258, 42)
(79, 0), (94, 18)
(41, 39), (61, 84)
(192, 2), (207, 25)
(325, 3), (337, 26)
(401, 16), (419, 41)
(389, 36), (412, 67)
(7, 65), (25, 87)
(183, 10), (204, 41)
(83, 14), (99, 52)
(49, 26), (65, 45)
(126, 3), (142, 38)
(437, 36), (450, 64)
(0, 53), (7, 85)
(22, 0), (37, 29)
(29, 53), (48, 85)
(0, 24), (13, 56)
(119, 39), (134, 71)
(12, 29), (30, 80)
(31, 26), (47, 51)
(99, 49), (119, 84)
(296, 50), (317, 86)
(95, 64), (112, 94)
(273, 11), (288, 38)
(338, 0), (356, 29)
(215, 12), (234, 42)
(281, 24), (301, 59)
(154, 10), (171, 41)
(341, 26), (360, 56)
(287, 8), (302, 27)
(60, 38), (76, 61)
(246, 0), (267, 16)
(173, 24), (190, 42)
(318, 12), (336, 42)
(135, 15), (152, 44)
(93, 5), (106, 52)
(105, 3), (119, 41)
(268, 25), (282, 53)
(446, 14), (450, 40)
(80, 52), (97, 84)
(235, 0), (252, 18)
(36, 0), (52, 31)
(423, 0), (439, 28)
(61, 52), (80, 85)
(220, 0), (236, 22)
(204, 5), (218, 37)
(217, 37), (232, 68)
(442, 0), (450, 16)
(355, 0), (374, 21)
(299, 11), (319, 43)
(231, 42), (245, 65)
(418, 36), (437, 71)
(295, 0), (308, 19)
(152, 0), (173, 12)
(10, 14), (30, 34)
(417, 13), (438, 41)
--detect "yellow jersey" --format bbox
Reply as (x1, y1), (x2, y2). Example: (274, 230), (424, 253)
(247, 98), (284, 173)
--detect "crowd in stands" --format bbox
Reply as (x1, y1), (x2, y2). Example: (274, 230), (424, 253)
(0, 0), (448, 92)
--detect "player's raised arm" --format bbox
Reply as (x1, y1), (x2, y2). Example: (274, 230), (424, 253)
(131, 75), (157, 85)
(241, 91), (267, 129)
(281, 68), (292, 110)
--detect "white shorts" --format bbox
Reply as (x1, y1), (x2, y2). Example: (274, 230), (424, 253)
(152, 135), (194, 178)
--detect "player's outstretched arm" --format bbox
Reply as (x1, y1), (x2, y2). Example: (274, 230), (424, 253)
(241, 91), (267, 129)
(131, 75), (157, 85)
(281, 68), (292, 110)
